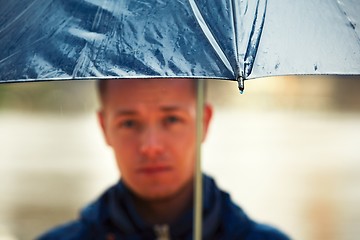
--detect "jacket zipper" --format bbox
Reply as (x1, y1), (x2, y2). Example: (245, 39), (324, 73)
(154, 224), (170, 240)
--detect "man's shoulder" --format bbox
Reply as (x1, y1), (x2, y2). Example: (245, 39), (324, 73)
(210, 176), (290, 240)
(219, 199), (290, 240)
(37, 183), (118, 240)
(219, 198), (290, 239)
(37, 221), (90, 240)
(246, 221), (290, 240)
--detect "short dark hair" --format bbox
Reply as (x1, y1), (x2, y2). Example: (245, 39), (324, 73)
(96, 78), (205, 106)
(96, 79), (107, 105)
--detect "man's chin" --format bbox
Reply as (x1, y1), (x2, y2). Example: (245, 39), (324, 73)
(134, 181), (194, 203)
(136, 187), (179, 202)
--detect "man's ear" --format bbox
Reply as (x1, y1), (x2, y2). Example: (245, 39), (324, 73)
(202, 103), (213, 141)
(97, 110), (111, 146)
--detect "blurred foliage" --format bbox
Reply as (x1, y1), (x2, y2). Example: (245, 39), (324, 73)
(0, 76), (359, 114)
(0, 80), (98, 113)
(208, 75), (360, 112)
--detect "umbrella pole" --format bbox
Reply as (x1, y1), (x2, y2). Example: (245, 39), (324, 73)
(194, 79), (204, 240)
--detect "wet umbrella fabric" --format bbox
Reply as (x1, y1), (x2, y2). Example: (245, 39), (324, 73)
(1, 1), (359, 239)
(1, 0), (360, 83)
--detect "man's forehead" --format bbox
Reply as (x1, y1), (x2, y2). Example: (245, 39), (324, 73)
(106, 79), (195, 101)
(107, 78), (194, 90)
(113, 104), (192, 117)
(102, 79), (196, 109)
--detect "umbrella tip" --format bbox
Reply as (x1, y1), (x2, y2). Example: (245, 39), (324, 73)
(237, 76), (245, 94)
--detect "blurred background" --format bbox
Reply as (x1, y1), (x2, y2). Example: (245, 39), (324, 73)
(0, 76), (359, 240)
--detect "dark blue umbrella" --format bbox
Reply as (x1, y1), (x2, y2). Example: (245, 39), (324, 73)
(1, 0), (359, 87)
(1, 1), (360, 239)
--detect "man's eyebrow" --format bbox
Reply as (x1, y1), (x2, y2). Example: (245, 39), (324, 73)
(114, 109), (137, 116)
(160, 106), (184, 111)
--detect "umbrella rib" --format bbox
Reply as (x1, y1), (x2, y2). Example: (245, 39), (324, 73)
(230, 0), (243, 78)
(334, 0), (360, 42)
(0, 0), (43, 34)
(243, 0), (267, 78)
(188, 0), (234, 76)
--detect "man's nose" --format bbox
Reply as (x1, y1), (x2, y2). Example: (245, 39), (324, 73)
(140, 127), (164, 158)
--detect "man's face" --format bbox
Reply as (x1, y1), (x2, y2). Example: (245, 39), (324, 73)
(98, 79), (212, 200)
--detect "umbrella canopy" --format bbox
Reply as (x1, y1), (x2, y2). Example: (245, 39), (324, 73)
(1, 0), (360, 83)
(1, 1), (359, 239)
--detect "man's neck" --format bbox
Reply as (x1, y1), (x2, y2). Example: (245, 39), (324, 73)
(132, 181), (194, 225)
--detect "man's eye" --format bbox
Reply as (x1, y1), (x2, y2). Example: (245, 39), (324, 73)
(164, 116), (181, 124)
(120, 120), (137, 128)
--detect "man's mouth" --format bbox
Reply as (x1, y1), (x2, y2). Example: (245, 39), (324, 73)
(137, 166), (172, 174)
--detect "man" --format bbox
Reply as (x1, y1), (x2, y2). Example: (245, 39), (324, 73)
(38, 79), (289, 239)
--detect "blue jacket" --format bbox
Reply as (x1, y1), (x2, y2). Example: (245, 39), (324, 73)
(38, 175), (290, 239)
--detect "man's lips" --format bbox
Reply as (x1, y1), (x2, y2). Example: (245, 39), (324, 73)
(137, 166), (172, 174)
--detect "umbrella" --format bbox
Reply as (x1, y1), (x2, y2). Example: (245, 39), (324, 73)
(1, 0), (360, 85)
(1, 0), (360, 239)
